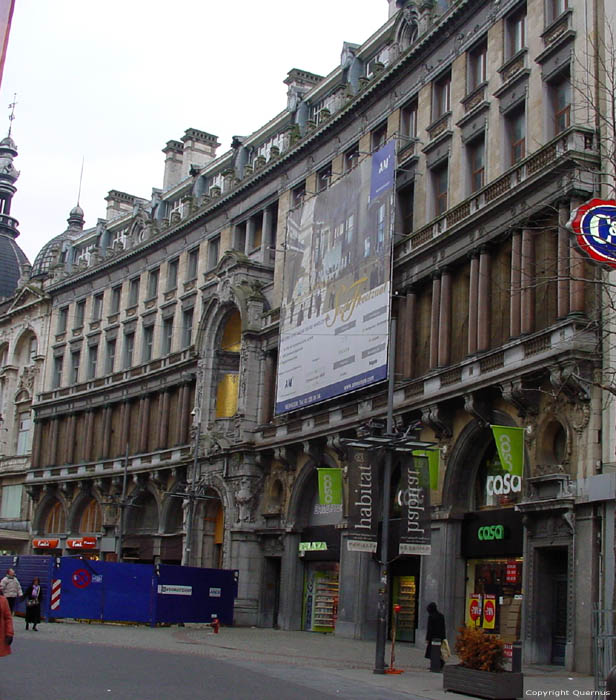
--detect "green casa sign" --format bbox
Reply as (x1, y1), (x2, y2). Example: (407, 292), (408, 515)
(477, 525), (505, 541)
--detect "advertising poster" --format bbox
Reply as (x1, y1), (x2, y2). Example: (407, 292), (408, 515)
(482, 594), (496, 630)
(275, 141), (395, 414)
(346, 448), (378, 552)
(468, 594), (482, 627)
(399, 453), (431, 555)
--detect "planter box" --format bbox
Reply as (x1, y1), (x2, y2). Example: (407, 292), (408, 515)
(443, 664), (523, 700)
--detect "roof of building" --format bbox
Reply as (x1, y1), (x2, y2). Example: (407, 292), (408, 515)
(0, 230), (28, 298)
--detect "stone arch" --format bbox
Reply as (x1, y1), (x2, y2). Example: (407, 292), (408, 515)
(286, 449), (339, 529)
(68, 487), (103, 534)
(192, 474), (230, 569)
(442, 411), (524, 512)
(394, 3), (419, 53)
(535, 412), (570, 473)
(33, 493), (68, 535)
(13, 327), (37, 366)
(125, 484), (160, 534)
(160, 491), (184, 534)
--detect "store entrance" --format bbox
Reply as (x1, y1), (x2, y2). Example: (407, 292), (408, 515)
(390, 556), (420, 642)
(536, 546), (568, 666)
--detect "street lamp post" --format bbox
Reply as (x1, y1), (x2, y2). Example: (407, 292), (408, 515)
(341, 317), (434, 674)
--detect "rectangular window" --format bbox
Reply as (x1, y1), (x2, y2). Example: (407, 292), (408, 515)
(53, 354), (63, 388)
(71, 349), (81, 384)
(344, 143), (359, 172)
(432, 161), (449, 216)
(317, 163), (332, 192)
(29, 336), (37, 360)
(250, 214), (263, 250)
(398, 183), (415, 236)
(142, 325), (154, 363)
(468, 138), (486, 193)
(371, 123), (387, 152)
(16, 411), (32, 455)
(187, 248), (199, 280)
(87, 344), (98, 379)
(162, 317), (174, 355)
(551, 74), (571, 135)
(111, 285), (122, 313)
(105, 339), (116, 374)
(0, 484), (22, 518)
(92, 293), (103, 321)
(433, 72), (451, 120)
(547, 0), (567, 23)
(57, 307), (68, 334)
(128, 277), (140, 307)
(506, 7), (526, 58)
(147, 268), (159, 299)
(401, 100), (418, 140)
(506, 107), (526, 165)
(167, 258), (179, 291)
(292, 182), (306, 207)
(74, 300), (85, 329)
(182, 308), (194, 348)
(208, 236), (220, 269)
(468, 41), (487, 92)
(123, 332), (135, 369)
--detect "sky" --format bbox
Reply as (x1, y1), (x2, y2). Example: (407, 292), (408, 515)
(0, 0), (388, 264)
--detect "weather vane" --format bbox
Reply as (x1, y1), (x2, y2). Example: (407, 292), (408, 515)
(7, 93), (16, 136)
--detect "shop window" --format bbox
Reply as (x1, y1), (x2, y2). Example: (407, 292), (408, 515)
(80, 499), (102, 533)
(45, 500), (66, 533)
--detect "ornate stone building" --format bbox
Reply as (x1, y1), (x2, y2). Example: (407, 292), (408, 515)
(18, 0), (616, 673)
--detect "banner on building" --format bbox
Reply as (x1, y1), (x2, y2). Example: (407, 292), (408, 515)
(413, 448), (439, 490)
(275, 140), (396, 414)
(317, 468), (343, 507)
(482, 594), (496, 630)
(490, 425), (524, 477)
(346, 448), (378, 552)
(468, 594), (482, 627)
(399, 453), (431, 556)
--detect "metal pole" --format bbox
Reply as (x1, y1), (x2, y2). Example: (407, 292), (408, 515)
(182, 419), (200, 566)
(374, 316), (397, 674)
(116, 442), (129, 562)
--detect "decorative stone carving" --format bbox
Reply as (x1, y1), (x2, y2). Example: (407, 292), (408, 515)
(549, 363), (591, 403)
(421, 403), (452, 438)
(499, 378), (540, 417)
(463, 392), (490, 425)
(234, 476), (259, 523)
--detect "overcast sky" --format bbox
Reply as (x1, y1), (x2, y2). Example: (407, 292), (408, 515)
(0, 0), (387, 264)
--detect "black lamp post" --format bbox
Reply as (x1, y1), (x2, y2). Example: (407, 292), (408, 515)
(341, 317), (434, 674)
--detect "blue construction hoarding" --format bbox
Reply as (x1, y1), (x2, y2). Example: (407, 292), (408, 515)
(0, 555), (237, 625)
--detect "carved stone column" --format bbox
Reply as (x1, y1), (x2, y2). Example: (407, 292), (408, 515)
(260, 352), (275, 424)
(430, 273), (441, 369)
(139, 395), (151, 454)
(65, 413), (76, 465)
(83, 410), (94, 462)
(101, 405), (112, 459)
(521, 229), (535, 335)
(478, 248), (491, 351)
(557, 202), (571, 318)
(49, 417), (59, 467)
(438, 268), (451, 366)
(402, 289), (416, 378)
(468, 253), (479, 355)
(510, 231), (522, 338)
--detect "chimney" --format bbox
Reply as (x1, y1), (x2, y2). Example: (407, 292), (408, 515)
(105, 190), (137, 221)
(162, 139), (184, 191)
(181, 129), (220, 180)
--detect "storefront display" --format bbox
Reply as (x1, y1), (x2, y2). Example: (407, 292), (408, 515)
(391, 575), (416, 642)
(303, 564), (339, 632)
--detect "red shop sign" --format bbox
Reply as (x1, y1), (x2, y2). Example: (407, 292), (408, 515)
(32, 538), (59, 549)
(506, 561), (519, 583)
(66, 536), (97, 549)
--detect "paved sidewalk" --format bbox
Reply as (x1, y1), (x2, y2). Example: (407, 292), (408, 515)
(29, 619), (597, 699)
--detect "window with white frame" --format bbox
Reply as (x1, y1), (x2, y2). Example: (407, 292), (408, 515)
(433, 71), (451, 121)
(92, 293), (103, 321)
(110, 285), (122, 314)
(29, 335), (37, 361)
(16, 411), (32, 455)
(71, 349), (81, 384)
(208, 236), (220, 269)
(161, 317), (174, 355)
(53, 354), (63, 388)
(468, 40), (487, 93)
(105, 339), (116, 374)
(401, 100), (418, 141)
(88, 344), (98, 379)
(142, 325), (154, 363)
(128, 277), (140, 307)
(167, 259), (179, 291)
(187, 247), (199, 280)
(123, 331), (135, 369)
(505, 6), (526, 59)
(57, 306), (68, 334)
(0, 484), (22, 518)
(182, 308), (194, 348)
(546, 0), (568, 24)
(147, 267), (159, 299)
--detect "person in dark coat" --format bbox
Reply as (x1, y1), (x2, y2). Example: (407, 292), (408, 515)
(425, 601), (446, 668)
(24, 577), (42, 631)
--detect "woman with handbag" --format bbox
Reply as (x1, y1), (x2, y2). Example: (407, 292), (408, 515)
(24, 577), (42, 631)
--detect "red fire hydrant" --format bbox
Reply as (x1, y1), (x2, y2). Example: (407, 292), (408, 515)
(211, 617), (220, 634)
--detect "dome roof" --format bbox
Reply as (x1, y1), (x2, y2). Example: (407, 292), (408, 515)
(31, 232), (67, 278)
(0, 230), (28, 298)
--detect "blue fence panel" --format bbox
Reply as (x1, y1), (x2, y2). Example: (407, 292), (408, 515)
(52, 558), (154, 623)
(0, 554), (54, 619)
(154, 565), (237, 625)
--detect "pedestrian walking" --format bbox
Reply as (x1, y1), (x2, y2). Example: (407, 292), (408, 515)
(0, 591), (13, 657)
(0, 568), (22, 615)
(24, 577), (42, 631)
(425, 601), (446, 670)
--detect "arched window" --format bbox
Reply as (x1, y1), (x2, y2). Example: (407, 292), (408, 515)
(79, 499), (103, 533)
(215, 310), (241, 418)
(45, 501), (66, 533)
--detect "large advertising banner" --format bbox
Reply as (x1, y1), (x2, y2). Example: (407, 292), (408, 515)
(275, 140), (395, 414)
(399, 453), (432, 556)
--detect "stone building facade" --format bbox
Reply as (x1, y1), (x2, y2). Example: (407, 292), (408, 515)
(15, 0), (616, 673)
